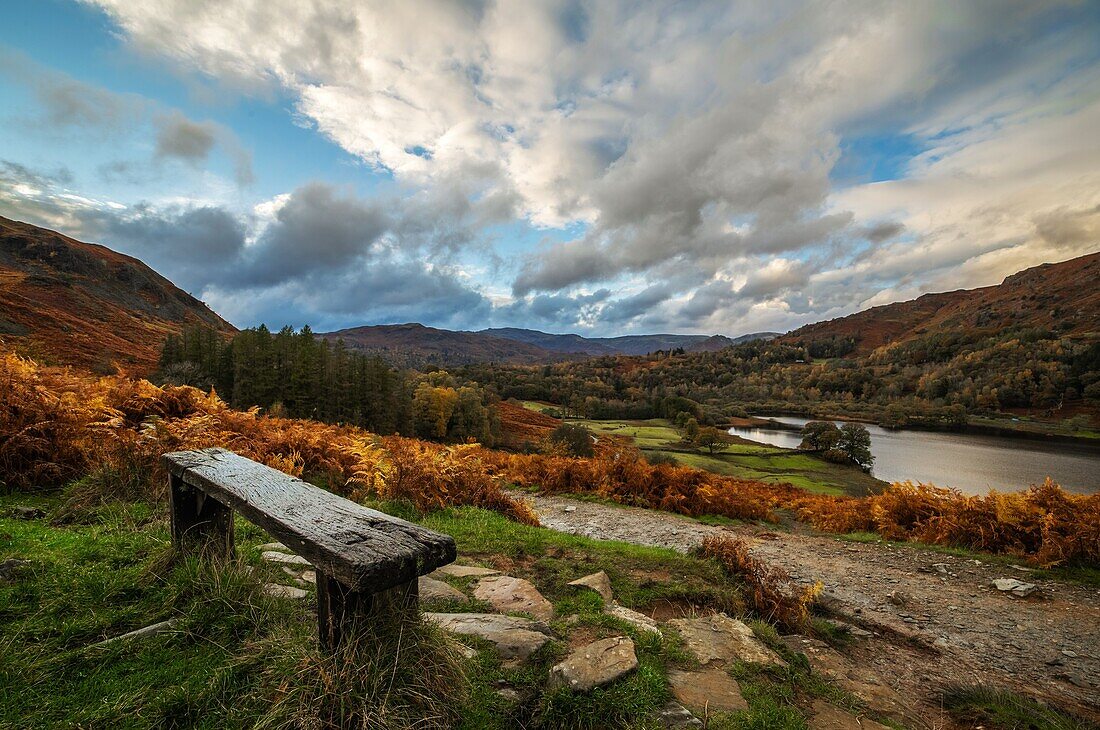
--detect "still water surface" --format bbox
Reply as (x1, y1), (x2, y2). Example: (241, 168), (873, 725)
(729, 416), (1100, 495)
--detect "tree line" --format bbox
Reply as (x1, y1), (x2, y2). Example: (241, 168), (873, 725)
(158, 326), (500, 444)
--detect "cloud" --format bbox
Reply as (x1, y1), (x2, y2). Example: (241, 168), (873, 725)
(13, 1), (1100, 335)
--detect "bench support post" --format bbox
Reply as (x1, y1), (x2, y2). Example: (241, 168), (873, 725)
(317, 575), (419, 653)
(169, 473), (235, 558)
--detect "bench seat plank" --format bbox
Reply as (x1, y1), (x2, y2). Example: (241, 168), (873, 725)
(162, 447), (456, 592)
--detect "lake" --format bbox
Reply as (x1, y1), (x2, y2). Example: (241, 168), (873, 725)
(729, 416), (1100, 495)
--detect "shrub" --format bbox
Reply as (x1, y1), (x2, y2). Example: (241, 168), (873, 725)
(546, 423), (594, 457)
(698, 535), (821, 631)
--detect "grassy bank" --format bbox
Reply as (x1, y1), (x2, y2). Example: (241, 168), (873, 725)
(2, 486), (918, 730)
(572, 416), (885, 497)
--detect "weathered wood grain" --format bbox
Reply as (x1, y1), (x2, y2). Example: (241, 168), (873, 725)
(161, 448), (456, 592)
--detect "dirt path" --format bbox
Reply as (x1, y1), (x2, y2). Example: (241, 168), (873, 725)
(517, 492), (1100, 724)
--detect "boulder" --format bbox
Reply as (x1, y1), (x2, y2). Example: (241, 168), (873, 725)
(425, 612), (551, 660)
(568, 571), (613, 605)
(261, 551), (311, 566)
(608, 603), (662, 636)
(549, 636), (638, 692)
(420, 575), (466, 603)
(668, 614), (786, 667)
(991, 578), (1039, 598)
(809, 699), (891, 730)
(432, 564), (500, 579)
(474, 575), (555, 621)
(667, 667), (748, 714)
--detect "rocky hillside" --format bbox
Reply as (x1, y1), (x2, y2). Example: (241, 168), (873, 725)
(0, 216), (235, 373)
(481, 328), (774, 356)
(783, 251), (1100, 354)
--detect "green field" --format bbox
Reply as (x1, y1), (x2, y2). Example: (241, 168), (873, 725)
(526, 409), (886, 497)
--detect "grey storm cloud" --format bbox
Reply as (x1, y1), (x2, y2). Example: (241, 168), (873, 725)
(154, 112), (217, 162)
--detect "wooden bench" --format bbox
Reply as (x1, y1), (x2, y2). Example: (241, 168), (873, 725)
(161, 447), (457, 651)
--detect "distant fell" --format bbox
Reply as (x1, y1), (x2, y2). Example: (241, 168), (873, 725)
(321, 324), (777, 367)
(782, 251), (1100, 354)
(0, 216), (235, 374)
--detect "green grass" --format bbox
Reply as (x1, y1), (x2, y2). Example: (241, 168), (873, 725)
(940, 684), (1094, 729)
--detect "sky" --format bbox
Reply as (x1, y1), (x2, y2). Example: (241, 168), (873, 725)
(1, 1), (1099, 336)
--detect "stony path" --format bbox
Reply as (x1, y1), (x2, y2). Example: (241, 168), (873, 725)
(518, 491), (1100, 723)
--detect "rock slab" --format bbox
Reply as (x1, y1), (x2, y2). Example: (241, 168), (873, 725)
(568, 570), (613, 605)
(264, 583), (309, 599)
(474, 575), (555, 621)
(420, 575), (466, 603)
(608, 603), (662, 636)
(810, 699), (891, 730)
(425, 612), (551, 660)
(262, 551), (311, 566)
(991, 578), (1039, 598)
(550, 636), (637, 692)
(668, 613), (786, 667)
(433, 564), (500, 579)
(667, 667), (748, 713)
(656, 701), (703, 728)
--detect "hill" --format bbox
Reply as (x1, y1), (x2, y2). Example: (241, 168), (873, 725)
(319, 323), (566, 368)
(782, 251), (1100, 355)
(480, 328), (776, 355)
(322, 324), (774, 367)
(0, 216), (235, 373)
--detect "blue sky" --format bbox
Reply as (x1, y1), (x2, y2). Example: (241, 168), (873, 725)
(2, 1), (1098, 335)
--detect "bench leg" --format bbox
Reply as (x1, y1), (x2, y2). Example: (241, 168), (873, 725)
(317, 575), (419, 653)
(169, 473), (235, 558)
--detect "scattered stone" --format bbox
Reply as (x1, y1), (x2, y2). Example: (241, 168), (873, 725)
(563, 505), (577, 513)
(930, 563), (950, 575)
(425, 613), (551, 660)
(281, 566), (309, 587)
(474, 575), (555, 621)
(1009, 564), (1034, 573)
(258, 541), (287, 551)
(886, 590), (911, 607)
(419, 575), (466, 603)
(264, 583), (309, 599)
(98, 619), (179, 644)
(563, 613), (582, 626)
(262, 550), (311, 566)
(656, 701), (704, 728)
(667, 667), (748, 714)
(607, 603), (662, 636)
(1062, 649), (1078, 658)
(495, 687), (523, 702)
(10, 506), (44, 520)
(432, 564), (500, 579)
(568, 570), (613, 605)
(0, 558), (30, 581)
(991, 578), (1039, 598)
(300, 570), (316, 584)
(668, 614), (786, 667)
(549, 636), (637, 692)
(458, 644), (478, 660)
(810, 699), (891, 730)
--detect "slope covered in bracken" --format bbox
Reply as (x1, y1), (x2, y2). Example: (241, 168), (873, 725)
(783, 251), (1100, 354)
(0, 217), (235, 374)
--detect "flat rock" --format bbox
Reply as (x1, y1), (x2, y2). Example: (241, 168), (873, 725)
(98, 619), (179, 644)
(655, 701), (703, 728)
(432, 564), (500, 579)
(810, 700), (891, 730)
(667, 667), (748, 714)
(991, 577), (1039, 598)
(781, 636), (914, 725)
(474, 575), (555, 621)
(300, 570), (316, 584)
(549, 636), (637, 692)
(608, 603), (662, 636)
(568, 571), (613, 604)
(258, 541), (287, 551)
(261, 551), (311, 566)
(420, 575), (466, 603)
(264, 583), (309, 599)
(425, 612), (551, 660)
(668, 613), (786, 667)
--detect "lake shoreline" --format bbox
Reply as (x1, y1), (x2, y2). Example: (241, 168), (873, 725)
(728, 411), (1100, 450)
